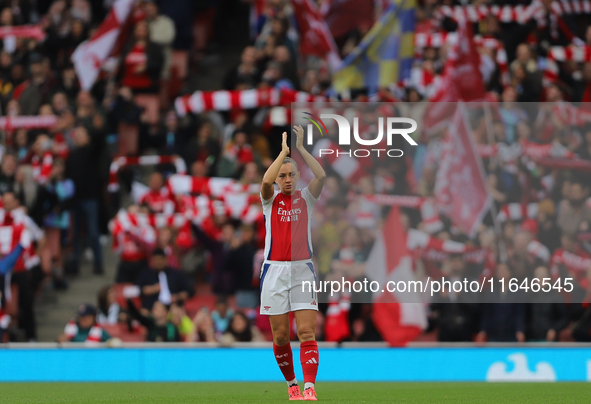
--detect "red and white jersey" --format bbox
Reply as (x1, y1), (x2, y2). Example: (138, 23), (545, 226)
(0, 208), (41, 271)
(31, 152), (53, 184)
(261, 187), (319, 261)
(64, 319), (105, 344)
(112, 222), (156, 262)
(139, 189), (175, 214)
(0, 224), (31, 253)
(0, 223), (32, 273)
(1, 208), (44, 241)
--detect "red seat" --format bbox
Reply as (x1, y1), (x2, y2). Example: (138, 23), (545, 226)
(184, 293), (217, 319)
(102, 323), (147, 342)
(413, 330), (438, 342)
(255, 311), (273, 341)
(118, 327), (147, 342)
(112, 283), (141, 311)
(101, 324), (122, 338)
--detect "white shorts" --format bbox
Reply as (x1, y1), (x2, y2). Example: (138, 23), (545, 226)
(259, 260), (318, 315)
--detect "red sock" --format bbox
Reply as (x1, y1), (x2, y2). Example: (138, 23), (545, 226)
(273, 342), (296, 382)
(300, 341), (319, 385)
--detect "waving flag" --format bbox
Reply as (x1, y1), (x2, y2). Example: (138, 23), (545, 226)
(322, 0), (375, 41)
(423, 21), (486, 135)
(332, 0), (415, 93)
(434, 104), (490, 237)
(71, 0), (135, 90)
(430, 22), (485, 103)
(290, 0), (341, 71)
(365, 206), (427, 347)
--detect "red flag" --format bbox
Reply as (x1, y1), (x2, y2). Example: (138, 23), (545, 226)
(71, 0), (135, 90)
(443, 21), (486, 102)
(435, 104), (490, 237)
(322, 0), (375, 41)
(365, 206), (426, 347)
(324, 294), (351, 342)
(423, 21), (485, 135)
(290, 0), (341, 71)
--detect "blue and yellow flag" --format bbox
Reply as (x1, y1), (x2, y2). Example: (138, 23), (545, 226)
(332, 0), (415, 93)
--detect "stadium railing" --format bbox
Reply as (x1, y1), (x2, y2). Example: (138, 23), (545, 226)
(1, 342), (591, 382)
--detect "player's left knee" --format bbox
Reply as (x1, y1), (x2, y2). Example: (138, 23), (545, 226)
(297, 328), (315, 342)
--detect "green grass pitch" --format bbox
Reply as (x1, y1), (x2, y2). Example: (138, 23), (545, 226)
(1, 382), (590, 403)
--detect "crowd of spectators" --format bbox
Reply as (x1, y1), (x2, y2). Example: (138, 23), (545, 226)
(1, 0), (591, 345)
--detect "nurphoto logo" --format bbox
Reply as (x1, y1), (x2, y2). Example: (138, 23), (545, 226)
(304, 113), (418, 158)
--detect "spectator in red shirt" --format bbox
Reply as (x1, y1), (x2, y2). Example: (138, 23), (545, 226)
(119, 20), (164, 94)
(25, 134), (53, 185)
(139, 172), (175, 214)
(218, 130), (256, 178)
(113, 204), (156, 284)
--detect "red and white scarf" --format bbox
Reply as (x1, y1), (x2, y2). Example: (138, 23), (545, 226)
(414, 33), (510, 86)
(166, 175), (260, 198)
(175, 88), (327, 116)
(108, 155), (187, 192)
(496, 203), (539, 223)
(544, 46), (591, 85)
(111, 220), (156, 262)
(434, 3), (546, 25)
(0, 115), (57, 131)
(0, 25), (46, 41)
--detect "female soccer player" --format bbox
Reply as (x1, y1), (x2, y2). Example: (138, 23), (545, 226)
(260, 125), (326, 401)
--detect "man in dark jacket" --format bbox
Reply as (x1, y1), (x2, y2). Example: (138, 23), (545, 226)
(65, 126), (103, 274)
(430, 254), (480, 342)
(0, 154), (16, 195)
(191, 220), (236, 295)
(135, 248), (193, 310)
(230, 224), (258, 309)
(525, 266), (569, 341)
(477, 263), (526, 342)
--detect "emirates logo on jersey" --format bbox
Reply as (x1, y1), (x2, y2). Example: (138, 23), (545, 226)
(278, 207), (302, 222)
(278, 208), (301, 216)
